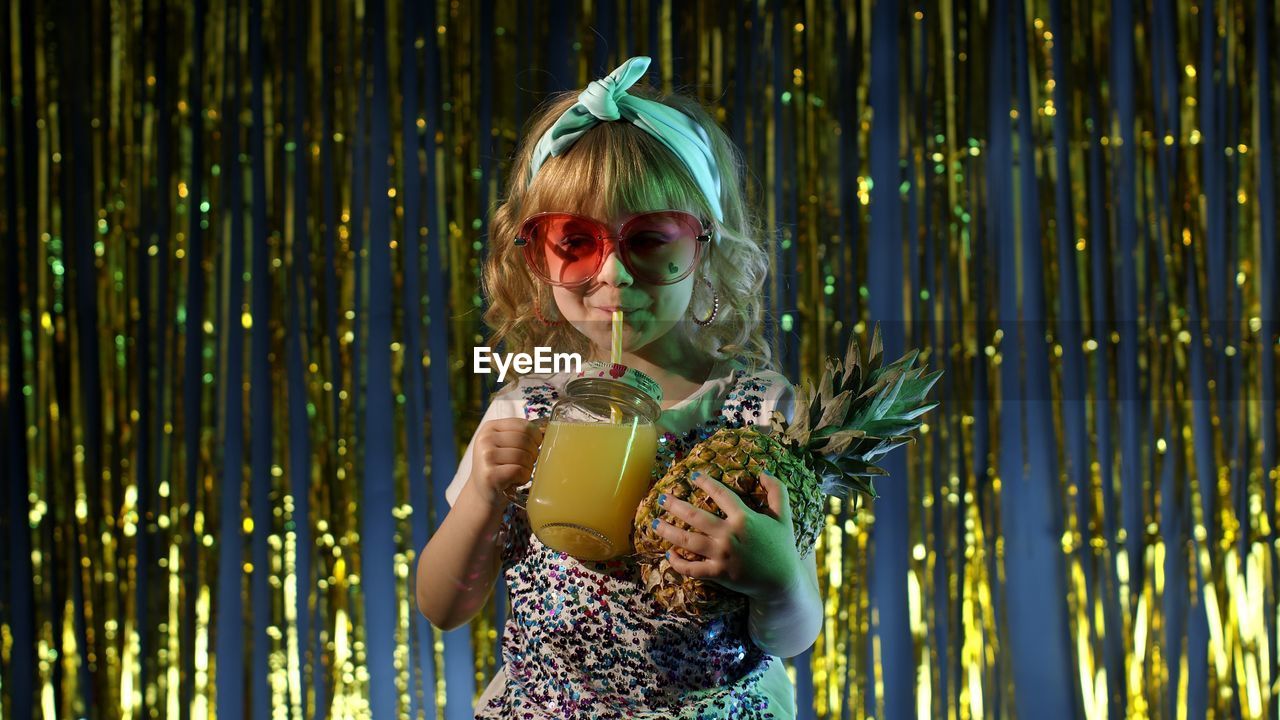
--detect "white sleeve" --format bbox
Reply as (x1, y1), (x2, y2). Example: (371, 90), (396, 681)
(444, 390), (524, 507)
(761, 372), (796, 427)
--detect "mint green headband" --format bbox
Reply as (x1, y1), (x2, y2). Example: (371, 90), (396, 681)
(527, 56), (725, 224)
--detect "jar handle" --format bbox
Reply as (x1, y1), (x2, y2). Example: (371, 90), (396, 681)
(502, 416), (550, 508)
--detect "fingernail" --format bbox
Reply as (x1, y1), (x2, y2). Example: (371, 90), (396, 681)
(658, 493), (667, 506)
(665, 550), (671, 559)
(691, 472), (702, 482)
(651, 518), (660, 529)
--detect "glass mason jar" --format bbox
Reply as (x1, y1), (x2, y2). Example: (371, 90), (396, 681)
(524, 364), (663, 561)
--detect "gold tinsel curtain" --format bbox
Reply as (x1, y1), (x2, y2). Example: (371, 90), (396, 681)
(0, 1), (1276, 719)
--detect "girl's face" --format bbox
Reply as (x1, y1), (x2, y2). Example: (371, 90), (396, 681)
(546, 210), (702, 360)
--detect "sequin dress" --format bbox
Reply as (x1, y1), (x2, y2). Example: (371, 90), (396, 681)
(445, 362), (799, 719)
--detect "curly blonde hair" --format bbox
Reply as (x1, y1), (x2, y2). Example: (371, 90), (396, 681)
(482, 82), (775, 377)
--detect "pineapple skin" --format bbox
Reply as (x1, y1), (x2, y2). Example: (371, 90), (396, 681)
(632, 426), (825, 617)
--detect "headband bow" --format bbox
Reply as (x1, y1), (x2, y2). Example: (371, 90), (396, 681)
(527, 56), (725, 223)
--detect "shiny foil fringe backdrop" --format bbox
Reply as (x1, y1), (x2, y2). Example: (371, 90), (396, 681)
(1, 0), (1277, 719)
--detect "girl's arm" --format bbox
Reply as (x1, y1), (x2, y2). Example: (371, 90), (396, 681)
(741, 377), (822, 656)
(415, 479), (507, 630)
(416, 416), (542, 630)
(746, 549), (823, 658)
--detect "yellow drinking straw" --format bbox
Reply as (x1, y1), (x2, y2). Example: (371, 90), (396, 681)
(610, 310), (624, 423)
(611, 310), (624, 362)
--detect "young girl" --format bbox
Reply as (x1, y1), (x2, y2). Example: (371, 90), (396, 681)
(416, 56), (823, 719)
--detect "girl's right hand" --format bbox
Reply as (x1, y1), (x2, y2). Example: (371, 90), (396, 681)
(466, 418), (544, 510)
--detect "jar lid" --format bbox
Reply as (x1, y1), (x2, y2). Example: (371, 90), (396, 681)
(574, 361), (664, 404)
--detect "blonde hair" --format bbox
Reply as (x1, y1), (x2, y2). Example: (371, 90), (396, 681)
(482, 82), (775, 375)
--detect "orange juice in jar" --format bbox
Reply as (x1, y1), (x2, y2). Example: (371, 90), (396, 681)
(526, 363), (663, 561)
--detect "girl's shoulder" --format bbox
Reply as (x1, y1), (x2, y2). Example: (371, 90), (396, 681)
(645, 359), (793, 433)
(717, 359), (796, 424)
(740, 363), (792, 388)
(722, 358), (794, 397)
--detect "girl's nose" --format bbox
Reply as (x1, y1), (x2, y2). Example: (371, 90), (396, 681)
(595, 246), (634, 287)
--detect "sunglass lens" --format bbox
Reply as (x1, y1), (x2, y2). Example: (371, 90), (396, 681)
(526, 215), (603, 285)
(622, 212), (701, 283)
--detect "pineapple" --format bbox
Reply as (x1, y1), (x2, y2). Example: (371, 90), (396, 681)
(632, 323), (942, 615)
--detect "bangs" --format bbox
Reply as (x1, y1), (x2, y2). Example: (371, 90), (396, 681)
(519, 121), (712, 224)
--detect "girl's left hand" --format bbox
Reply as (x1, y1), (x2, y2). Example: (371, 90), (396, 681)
(651, 471), (802, 600)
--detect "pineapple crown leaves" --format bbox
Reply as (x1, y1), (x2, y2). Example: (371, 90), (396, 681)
(767, 322), (943, 499)
(808, 455), (885, 499)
